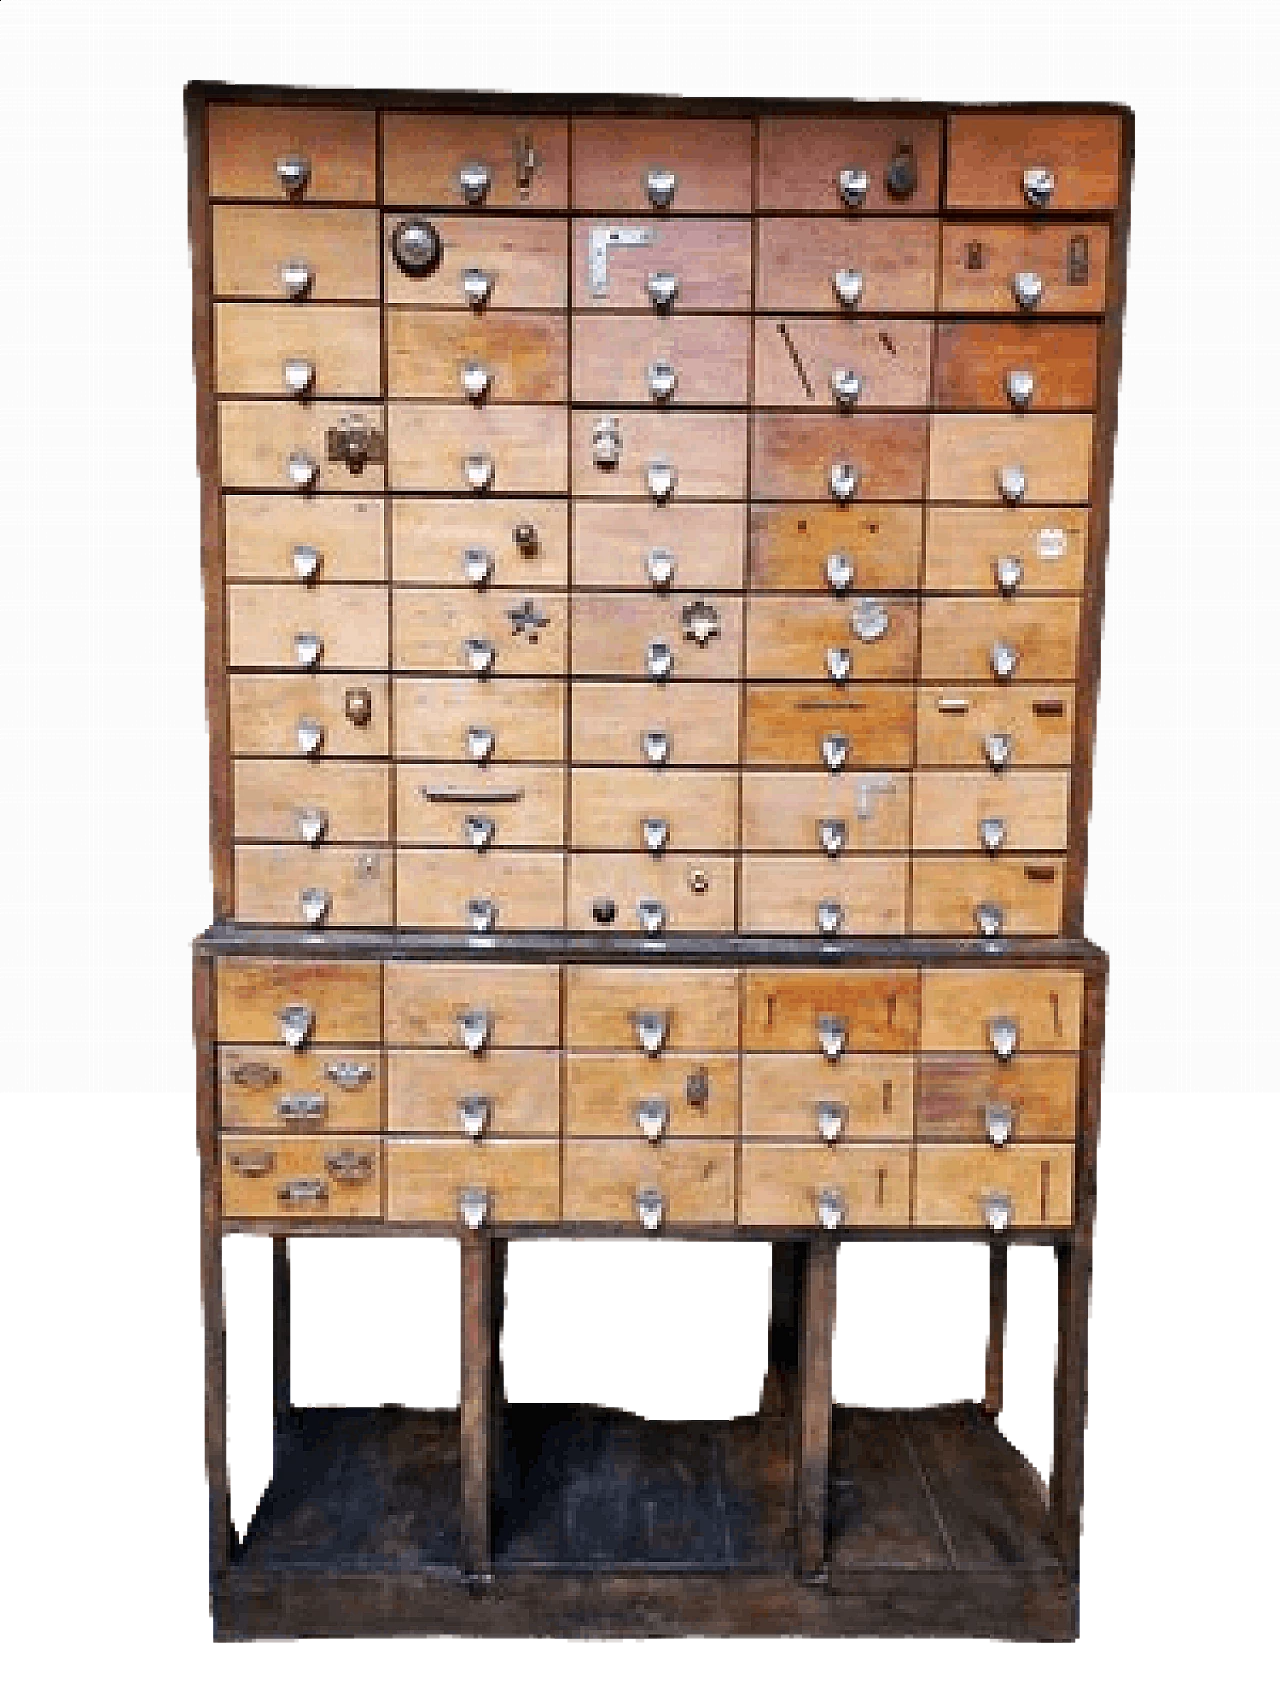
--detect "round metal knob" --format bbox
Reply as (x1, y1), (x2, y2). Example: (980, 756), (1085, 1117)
(458, 1186), (489, 1231)
(282, 357), (315, 397)
(816, 1188), (846, 1231)
(1022, 166), (1055, 208)
(465, 637), (496, 676)
(466, 725), (496, 762)
(279, 1002), (316, 1050)
(462, 268), (494, 308)
(989, 1016), (1019, 1061)
(466, 897), (498, 933)
(821, 733), (849, 773)
(296, 717), (324, 757)
(275, 154), (311, 197)
(646, 640), (675, 679)
(292, 544), (322, 583)
(462, 546), (494, 586)
(297, 807), (329, 846)
(1005, 369), (1035, 409)
(818, 819), (847, 857)
(461, 360), (491, 401)
(1012, 271), (1044, 311)
(391, 219), (442, 276)
(997, 464), (1027, 505)
(885, 144), (917, 199)
(458, 163), (491, 204)
(646, 271), (679, 310)
(826, 646), (852, 683)
(816, 899), (844, 936)
(280, 260), (313, 299)
(832, 268), (865, 308)
(642, 817), (670, 853)
(829, 461), (861, 502)
(974, 901), (1004, 938)
(838, 166), (869, 208)
(294, 631), (323, 669)
(991, 641), (1019, 680)
(636, 898), (667, 935)
(825, 552), (854, 593)
(646, 167), (677, 208)
(286, 451), (319, 491)
(995, 555), (1024, 594)
(463, 452), (495, 491)
(635, 1186), (665, 1232)
(830, 368), (863, 409)
(465, 814), (497, 850)
(647, 359), (678, 403)
(646, 460), (676, 502)
(644, 729), (670, 766)
(984, 732), (1012, 771)
(646, 547), (677, 589)
(299, 886), (331, 927)
(592, 416), (622, 468)
(979, 815), (1008, 852)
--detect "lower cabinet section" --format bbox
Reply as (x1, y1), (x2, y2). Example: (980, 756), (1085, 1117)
(386, 1138), (560, 1225)
(739, 1143), (911, 1228)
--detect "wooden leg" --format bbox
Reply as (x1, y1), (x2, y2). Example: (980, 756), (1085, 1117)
(796, 1238), (837, 1582)
(272, 1236), (292, 1458)
(760, 1240), (804, 1418)
(1050, 1233), (1093, 1568)
(460, 1233), (495, 1581)
(194, 953), (234, 1582)
(982, 1241), (1009, 1419)
(490, 1237), (508, 1411)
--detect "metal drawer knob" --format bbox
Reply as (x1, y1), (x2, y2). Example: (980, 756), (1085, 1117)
(816, 898), (844, 936)
(275, 154), (311, 197)
(646, 271), (679, 310)
(286, 451), (319, 491)
(984, 732), (1013, 771)
(467, 896), (498, 933)
(818, 818), (847, 857)
(1022, 166), (1055, 208)
(1005, 369), (1035, 409)
(644, 729), (670, 766)
(279, 1003), (315, 1050)
(995, 555), (1024, 594)
(838, 166), (869, 208)
(989, 1016), (1019, 1061)
(280, 259), (313, 299)
(646, 640), (674, 679)
(462, 546), (495, 586)
(462, 268), (494, 308)
(825, 552), (854, 593)
(278, 1091), (327, 1124)
(829, 461), (861, 502)
(1012, 270), (1044, 311)
(297, 806), (329, 845)
(816, 1187), (846, 1231)
(635, 1185), (665, 1232)
(391, 219), (442, 277)
(632, 1010), (670, 1056)
(283, 357), (315, 398)
(458, 1186), (489, 1231)
(826, 646), (852, 683)
(465, 637), (496, 677)
(853, 598), (889, 643)
(830, 369), (863, 408)
(634, 1097), (670, 1142)
(647, 547), (676, 589)
(458, 162), (491, 204)
(975, 901), (1004, 938)
(979, 815), (1008, 853)
(299, 886), (331, 927)
(832, 268), (865, 308)
(592, 416), (622, 468)
(637, 898), (667, 934)
(997, 464), (1027, 505)
(646, 167), (677, 207)
(467, 725), (496, 763)
(647, 460), (676, 502)
(991, 641), (1019, 681)
(326, 1060), (373, 1089)
(642, 817), (670, 853)
(458, 1094), (492, 1140)
(344, 686), (372, 727)
(821, 733), (849, 772)
(461, 360), (491, 402)
(982, 1191), (1013, 1234)
(816, 1100), (847, 1143)
(465, 814), (497, 850)
(817, 1014), (847, 1060)
(296, 717), (324, 756)
(293, 544), (322, 583)
(294, 631), (323, 669)
(647, 359), (678, 402)
(459, 1008), (492, 1054)
(463, 453), (495, 491)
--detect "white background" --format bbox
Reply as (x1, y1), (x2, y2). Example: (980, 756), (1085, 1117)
(5, 1099), (1276, 1700)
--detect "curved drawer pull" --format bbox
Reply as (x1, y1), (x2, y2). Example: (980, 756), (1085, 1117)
(816, 898), (844, 936)
(838, 166), (869, 208)
(299, 886), (331, 927)
(277, 1092), (328, 1124)
(324, 1148), (374, 1184)
(326, 1060), (374, 1090)
(1022, 166), (1055, 207)
(228, 1149), (275, 1179)
(832, 268), (864, 308)
(280, 259), (313, 299)
(458, 162), (491, 204)
(636, 897), (667, 935)
(275, 154), (311, 197)
(278, 1178), (328, 1207)
(462, 268), (494, 308)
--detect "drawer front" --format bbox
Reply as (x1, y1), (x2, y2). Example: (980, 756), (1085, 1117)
(570, 769), (737, 851)
(572, 315), (751, 406)
(910, 856), (1064, 936)
(388, 405), (568, 494)
(566, 1054), (739, 1138)
(928, 416), (1094, 505)
(234, 846), (393, 928)
(920, 599), (1080, 683)
(742, 685), (914, 769)
(571, 117), (753, 212)
(912, 771), (1070, 853)
(572, 219), (752, 312)
(216, 957), (381, 1045)
(573, 503), (746, 592)
(742, 1054), (914, 1139)
(219, 402), (386, 492)
(564, 966), (739, 1052)
(754, 320), (932, 409)
(933, 322), (1099, 412)
(220, 1046), (381, 1132)
(740, 857), (907, 935)
(571, 593), (742, 680)
(750, 505), (922, 594)
(396, 849), (565, 930)
(227, 585), (388, 670)
(741, 969), (920, 1053)
(229, 674), (390, 758)
(393, 677), (565, 763)
(740, 1143), (911, 1229)
(914, 1144), (1074, 1230)
(757, 218), (938, 314)
(387, 1050), (560, 1135)
(211, 206), (380, 301)
(396, 763), (565, 848)
(924, 508), (1088, 595)
(572, 411), (748, 499)
(758, 117), (941, 212)
(918, 1054), (1078, 1139)
(562, 1139), (735, 1227)
(215, 304), (381, 397)
(233, 758), (391, 843)
(746, 596), (917, 681)
(386, 1138), (560, 1226)
(207, 104), (377, 201)
(741, 771), (910, 852)
(386, 310), (568, 403)
(382, 113), (570, 209)
(392, 498), (568, 588)
(570, 682), (740, 766)
(753, 415), (927, 502)
(945, 113), (1122, 211)
(392, 589), (569, 675)
(940, 224), (1110, 315)
(921, 969), (1084, 1054)
(224, 495), (386, 582)
(221, 1137), (382, 1220)
(915, 686), (1075, 768)
(384, 962), (560, 1048)
(383, 216), (569, 310)
(567, 854), (736, 933)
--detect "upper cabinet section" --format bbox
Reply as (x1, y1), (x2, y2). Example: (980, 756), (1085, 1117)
(207, 105), (378, 201)
(945, 113), (1123, 211)
(572, 118), (753, 212)
(758, 117), (942, 212)
(383, 114), (570, 208)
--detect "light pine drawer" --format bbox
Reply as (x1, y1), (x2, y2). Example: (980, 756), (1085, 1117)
(386, 310), (568, 403)
(742, 1054), (914, 1139)
(928, 416), (1094, 505)
(387, 1049), (560, 1136)
(396, 849), (565, 931)
(227, 585), (388, 670)
(219, 1046), (381, 1132)
(564, 966), (739, 1053)
(382, 113), (570, 209)
(754, 319), (932, 409)
(224, 495), (386, 583)
(391, 499), (568, 589)
(572, 316), (751, 406)
(392, 589), (569, 675)
(921, 969), (1084, 1054)
(384, 962), (560, 1049)
(234, 845), (393, 928)
(914, 686), (1075, 768)
(207, 104), (377, 201)
(383, 216), (569, 310)
(571, 117), (753, 212)
(214, 304), (381, 397)
(393, 677), (565, 764)
(570, 768), (737, 851)
(745, 596), (918, 681)
(741, 772), (910, 852)
(924, 508), (1088, 595)
(572, 219), (752, 313)
(386, 1138), (560, 1227)
(571, 411), (748, 500)
(753, 415), (927, 503)
(563, 1139), (735, 1228)
(758, 117), (940, 211)
(221, 1137), (382, 1220)
(388, 405), (568, 495)
(910, 857), (1064, 937)
(215, 957), (381, 1046)
(212, 206), (380, 301)
(229, 675), (390, 759)
(567, 853), (736, 933)
(756, 218), (938, 314)
(565, 1054), (739, 1138)
(573, 503), (746, 592)
(742, 685), (914, 770)
(920, 599), (1080, 683)
(740, 1144), (911, 1229)
(741, 969), (920, 1053)
(233, 758), (391, 844)
(219, 402), (386, 492)
(914, 1144), (1074, 1230)
(912, 771), (1071, 852)
(570, 682), (740, 767)
(396, 764), (565, 848)
(571, 593), (742, 679)
(740, 857), (907, 936)
(750, 504), (923, 594)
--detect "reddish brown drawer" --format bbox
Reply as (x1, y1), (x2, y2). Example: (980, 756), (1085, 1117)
(382, 113), (569, 209)
(754, 319), (932, 410)
(741, 969), (920, 1053)
(940, 224), (1109, 315)
(572, 219), (751, 313)
(757, 218), (938, 315)
(571, 117), (752, 212)
(918, 1055), (1078, 1139)
(207, 104), (376, 201)
(946, 113), (1122, 211)
(758, 117), (941, 211)
(750, 505), (922, 594)
(753, 415), (927, 503)
(383, 216), (569, 310)
(386, 311), (568, 403)
(933, 322), (1099, 411)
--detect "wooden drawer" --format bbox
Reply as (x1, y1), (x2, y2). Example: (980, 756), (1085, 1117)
(570, 682), (739, 766)
(572, 411), (748, 500)
(921, 968), (1084, 1054)
(754, 320), (932, 410)
(224, 494), (386, 582)
(383, 216), (569, 310)
(567, 854), (736, 933)
(392, 589), (569, 674)
(753, 415), (927, 503)
(233, 758), (391, 843)
(388, 1049), (560, 1135)
(741, 969), (920, 1053)
(914, 1144), (1074, 1230)
(207, 104), (377, 201)
(572, 316), (750, 406)
(740, 1143), (911, 1229)
(571, 117), (752, 212)
(946, 113), (1122, 211)
(393, 677), (565, 763)
(388, 405), (567, 495)
(220, 1046), (381, 1132)
(742, 685), (914, 770)
(214, 305), (381, 398)
(211, 207), (380, 301)
(919, 1055), (1078, 1139)
(920, 598), (1080, 683)
(933, 323), (1099, 412)
(757, 218), (938, 314)
(392, 498), (567, 588)
(229, 674), (390, 758)
(571, 593), (742, 679)
(570, 769), (737, 851)
(746, 596), (917, 681)
(740, 857), (907, 935)
(573, 502), (746, 591)
(924, 508), (1088, 595)
(396, 763), (564, 848)
(564, 966), (739, 1052)
(566, 1054), (739, 1138)
(572, 219), (751, 312)
(219, 402), (386, 492)
(910, 857), (1064, 936)
(396, 849), (565, 930)
(386, 311), (568, 403)
(234, 845), (392, 928)
(382, 112), (569, 209)
(562, 1139), (734, 1227)
(384, 962), (560, 1048)
(940, 224), (1110, 315)
(742, 771), (909, 852)
(215, 957), (381, 1045)
(227, 585), (388, 670)
(915, 686), (1075, 768)
(742, 1054), (914, 1139)
(750, 505), (922, 593)
(758, 117), (941, 212)
(929, 416), (1094, 505)
(386, 1138), (560, 1226)
(221, 1137), (381, 1220)
(913, 771), (1070, 853)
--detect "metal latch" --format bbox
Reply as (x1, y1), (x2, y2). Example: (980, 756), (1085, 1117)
(325, 416), (385, 472)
